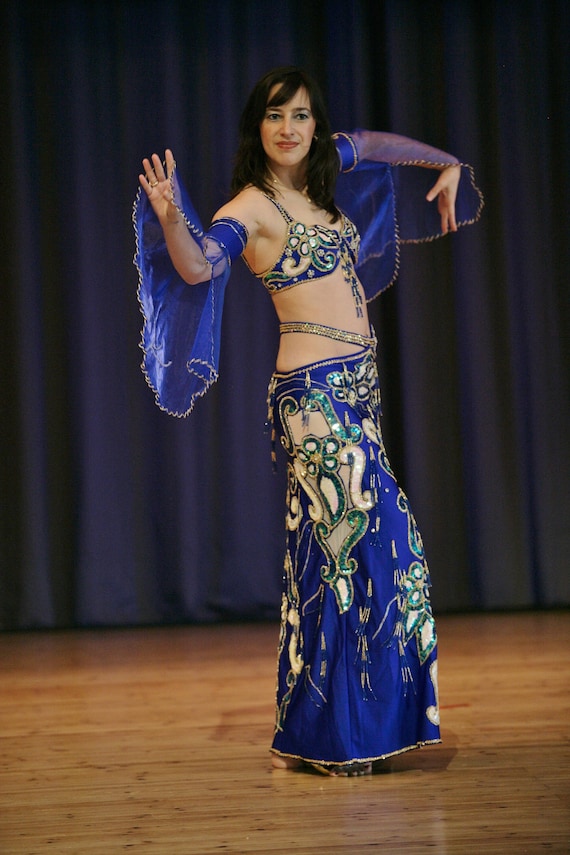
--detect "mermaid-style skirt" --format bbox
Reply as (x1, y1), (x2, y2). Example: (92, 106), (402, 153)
(267, 345), (440, 765)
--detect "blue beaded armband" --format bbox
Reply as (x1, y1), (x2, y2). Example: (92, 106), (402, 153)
(205, 217), (248, 264)
(333, 132), (359, 173)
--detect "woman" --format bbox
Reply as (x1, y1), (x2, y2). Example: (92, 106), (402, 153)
(134, 66), (482, 776)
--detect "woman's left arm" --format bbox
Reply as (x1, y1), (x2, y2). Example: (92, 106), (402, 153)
(333, 129), (481, 235)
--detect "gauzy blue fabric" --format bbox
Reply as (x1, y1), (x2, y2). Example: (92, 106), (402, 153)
(133, 171), (245, 417)
(335, 161), (398, 302)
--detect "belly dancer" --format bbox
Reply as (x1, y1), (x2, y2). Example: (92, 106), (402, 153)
(134, 66), (483, 776)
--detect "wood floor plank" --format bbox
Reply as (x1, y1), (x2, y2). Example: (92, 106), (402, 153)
(1, 613), (568, 853)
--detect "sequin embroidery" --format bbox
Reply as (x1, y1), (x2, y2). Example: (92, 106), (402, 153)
(252, 195), (360, 294)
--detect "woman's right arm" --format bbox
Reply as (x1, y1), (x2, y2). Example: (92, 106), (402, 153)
(139, 149), (211, 284)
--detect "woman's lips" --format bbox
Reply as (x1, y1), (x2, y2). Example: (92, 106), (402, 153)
(276, 142), (298, 150)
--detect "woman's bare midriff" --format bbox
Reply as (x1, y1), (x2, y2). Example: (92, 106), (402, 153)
(271, 272), (371, 373)
(275, 333), (371, 372)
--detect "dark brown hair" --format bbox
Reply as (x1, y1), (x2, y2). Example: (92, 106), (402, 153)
(230, 66), (339, 218)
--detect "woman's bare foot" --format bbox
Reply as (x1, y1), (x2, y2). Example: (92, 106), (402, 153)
(271, 754), (302, 770)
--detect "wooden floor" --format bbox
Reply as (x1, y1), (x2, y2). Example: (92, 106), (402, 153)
(0, 611), (568, 854)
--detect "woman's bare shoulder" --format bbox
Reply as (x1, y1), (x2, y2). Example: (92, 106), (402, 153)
(213, 186), (269, 225)
(213, 186), (281, 243)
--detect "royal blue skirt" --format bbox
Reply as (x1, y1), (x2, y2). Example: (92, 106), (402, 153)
(267, 345), (441, 765)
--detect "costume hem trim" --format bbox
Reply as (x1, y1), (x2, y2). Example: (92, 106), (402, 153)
(269, 738), (442, 766)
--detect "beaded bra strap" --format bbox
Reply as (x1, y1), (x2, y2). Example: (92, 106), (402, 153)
(262, 193), (294, 223)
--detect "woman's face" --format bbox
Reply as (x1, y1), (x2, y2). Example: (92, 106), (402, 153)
(259, 85), (317, 173)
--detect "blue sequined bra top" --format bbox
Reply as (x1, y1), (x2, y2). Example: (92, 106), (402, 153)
(246, 194), (360, 294)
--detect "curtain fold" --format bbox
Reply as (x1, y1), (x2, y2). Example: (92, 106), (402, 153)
(1, 0), (568, 629)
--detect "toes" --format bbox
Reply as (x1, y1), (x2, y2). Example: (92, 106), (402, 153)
(303, 760), (374, 776)
(334, 762), (372, 777)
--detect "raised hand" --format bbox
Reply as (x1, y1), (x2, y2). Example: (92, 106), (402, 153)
(139, 149), (179, 224)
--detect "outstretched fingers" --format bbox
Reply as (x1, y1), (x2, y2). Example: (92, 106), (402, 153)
(139, 150), (176, 198)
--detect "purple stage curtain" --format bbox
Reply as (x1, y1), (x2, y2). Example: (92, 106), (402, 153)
(1, 0), (568, 629)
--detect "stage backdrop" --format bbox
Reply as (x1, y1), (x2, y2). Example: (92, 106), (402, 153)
(1, 0), (569, 629)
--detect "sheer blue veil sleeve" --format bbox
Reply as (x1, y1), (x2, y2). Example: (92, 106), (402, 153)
(133, 169), (246, 417)
(333, 129), (484, 302)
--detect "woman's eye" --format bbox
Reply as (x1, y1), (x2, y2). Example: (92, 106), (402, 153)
(264, 111), (311, 122)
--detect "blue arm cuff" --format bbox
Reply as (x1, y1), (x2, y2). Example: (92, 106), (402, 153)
(333, 132), (359, 173)
(205, 217), (248, 264)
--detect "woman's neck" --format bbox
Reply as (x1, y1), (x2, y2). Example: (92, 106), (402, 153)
(267, 168), (312, 203)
